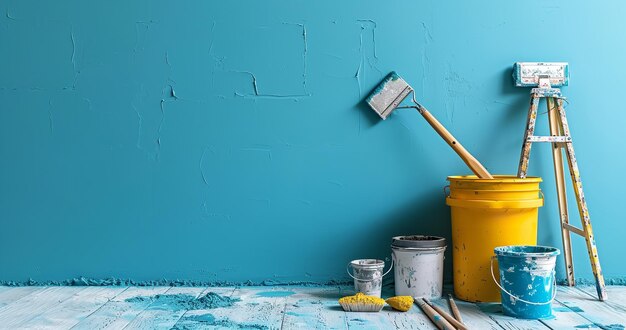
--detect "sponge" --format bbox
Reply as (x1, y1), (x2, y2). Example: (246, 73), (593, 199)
(386, 296), (414, 312)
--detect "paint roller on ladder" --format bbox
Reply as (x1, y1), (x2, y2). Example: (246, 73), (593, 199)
(366, 72), (494, 179)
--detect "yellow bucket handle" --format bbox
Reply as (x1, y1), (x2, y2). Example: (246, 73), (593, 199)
(490, 256), (557, 305)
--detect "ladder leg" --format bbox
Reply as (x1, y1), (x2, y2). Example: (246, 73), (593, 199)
(517, 95), (540, 178)
(555, 98), (607, 301)
(547, 97), (575, 286)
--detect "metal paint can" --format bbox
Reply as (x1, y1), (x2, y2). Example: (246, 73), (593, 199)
(347, 259), (392, 298)
(492, 245), (560, 319)
(391, 235), (446, 299)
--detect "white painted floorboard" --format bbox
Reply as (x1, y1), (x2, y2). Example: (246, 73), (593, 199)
(0, 285), (623, 329)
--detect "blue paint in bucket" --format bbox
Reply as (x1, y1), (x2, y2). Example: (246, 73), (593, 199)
(493, 245), (560, 319)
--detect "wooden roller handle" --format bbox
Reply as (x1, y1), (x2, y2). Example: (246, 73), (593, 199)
(417, 299), (456, 330)
(425, 298), (468, 330)
(418, 107), (493, 179)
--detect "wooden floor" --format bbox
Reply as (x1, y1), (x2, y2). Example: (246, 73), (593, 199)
(0, 285), (624, 329)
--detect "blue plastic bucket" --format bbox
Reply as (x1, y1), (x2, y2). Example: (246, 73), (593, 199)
(492, 245), (560, 319)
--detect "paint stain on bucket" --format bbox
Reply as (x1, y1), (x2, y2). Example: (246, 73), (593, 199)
(256, 291), (295, 297)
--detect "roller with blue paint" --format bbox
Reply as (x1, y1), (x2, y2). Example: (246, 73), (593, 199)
(366, 72), (493, 179)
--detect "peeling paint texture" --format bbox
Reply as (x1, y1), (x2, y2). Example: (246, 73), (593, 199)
(1, 0), (626, 285)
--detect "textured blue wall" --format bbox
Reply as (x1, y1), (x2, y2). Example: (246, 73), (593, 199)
(1, 1), (625, 284)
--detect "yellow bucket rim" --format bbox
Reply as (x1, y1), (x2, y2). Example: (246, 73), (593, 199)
(447, 175), (542, 183)
(450, 188), (541, 193)
(446, 197), (544, 209)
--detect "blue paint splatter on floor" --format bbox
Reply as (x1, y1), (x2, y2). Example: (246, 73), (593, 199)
(173, 313), (269, 329)
(575, 324), (624, 329)
(126, 292), (240, 310)
(286, 311), (305, 317)
(256, 291), (295, 297)
(554, 306), (584, 312)
(476, 303), (502, 314)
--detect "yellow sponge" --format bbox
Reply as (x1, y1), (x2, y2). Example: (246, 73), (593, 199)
(386, 296), (414, 312)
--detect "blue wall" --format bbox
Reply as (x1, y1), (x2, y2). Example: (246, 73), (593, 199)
(1, 0), (625, 284)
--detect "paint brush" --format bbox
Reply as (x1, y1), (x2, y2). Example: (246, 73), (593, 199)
(416, 298), (455, 330)
(424, 298), (467, 330)
(447, 294), (463, 323)
(366, 72), (493, 179)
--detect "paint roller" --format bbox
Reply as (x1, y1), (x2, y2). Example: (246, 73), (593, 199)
(366, 72), (493, 179)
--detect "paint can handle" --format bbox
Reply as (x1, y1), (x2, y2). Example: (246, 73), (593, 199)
(346, 259), (394, 281)
(490, 256), (557, 305)
(443, 185), (451, 198)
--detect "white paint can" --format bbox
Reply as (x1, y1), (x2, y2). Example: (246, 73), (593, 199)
(391, 235), (447, 299)
(347, 259), (393, 298)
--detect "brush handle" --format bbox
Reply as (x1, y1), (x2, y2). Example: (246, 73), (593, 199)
(425, 298), (468, 330)
(418, 107), (493, 179)
(416, 299), (455, 330)
(448, 294), (463, 323)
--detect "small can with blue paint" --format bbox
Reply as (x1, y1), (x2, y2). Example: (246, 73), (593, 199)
(391, 235), (447, 299)
(492, 245), (560, 319)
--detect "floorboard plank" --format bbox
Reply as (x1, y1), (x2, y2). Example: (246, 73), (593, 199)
(555, 286), (626, 329)
(72, 286), (172, 329)
(387, 299), (441, 330)
(471, 303), (549, 330)
(0, 286), (87, 328)
(432, 298), (502, 330)
(207, 287), (288, 329)
(0, 286), (47, 308)
(539, 299), (599, 330)
(579, 285), (626, 310)
(281, 286), (347, 329)
(123, 286), (208, 330)
(19, 286), (127, 329)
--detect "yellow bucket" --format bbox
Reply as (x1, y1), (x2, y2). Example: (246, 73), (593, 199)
(446, 175), (543, 303)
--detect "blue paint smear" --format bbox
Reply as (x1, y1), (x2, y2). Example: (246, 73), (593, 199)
(256, 290), (295, 297)
(173, 313), (269, 330)
(126, 292), (239, 310)
(575, 324), (624, 330)
(350, 318), (368, 323)
(554, 306), (584, 312)
(365, 71), (402, 102)
(286, 311), (305, 317)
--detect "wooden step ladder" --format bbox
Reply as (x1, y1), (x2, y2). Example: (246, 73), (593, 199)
(517, 86), (607, 301)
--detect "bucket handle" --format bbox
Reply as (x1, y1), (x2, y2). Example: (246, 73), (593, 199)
(443, 185), (450, 198)
(346, 259), (394, 282)
(490, 256), (557, 305)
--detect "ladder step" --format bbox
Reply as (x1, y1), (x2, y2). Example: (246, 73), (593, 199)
(563, 223), (585, 237)
(527, 136), (571, 143)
